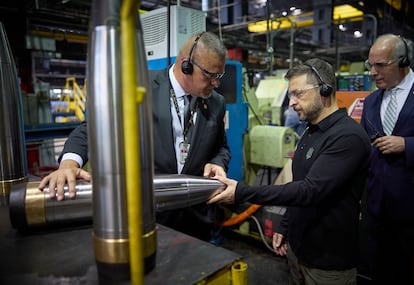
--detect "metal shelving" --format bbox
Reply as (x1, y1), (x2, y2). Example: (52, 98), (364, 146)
(31, 51), (86, 89)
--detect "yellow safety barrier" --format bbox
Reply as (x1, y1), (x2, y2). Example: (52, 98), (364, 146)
(54, 77), (86, 123)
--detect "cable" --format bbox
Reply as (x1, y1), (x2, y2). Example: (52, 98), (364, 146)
(249, 215), (276, 253)
(217, 203), (275, 253)
(218, 204), (285, 255)
(218, 204), (262, 227)
(217, 0), (222, 41)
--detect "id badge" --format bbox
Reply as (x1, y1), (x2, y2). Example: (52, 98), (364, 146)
(179, 141), (190, 164)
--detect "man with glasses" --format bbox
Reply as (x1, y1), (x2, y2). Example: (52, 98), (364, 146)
(360, 33), (414, 284)
(208, 58), (371, 284)
(39, 31), (230, 242)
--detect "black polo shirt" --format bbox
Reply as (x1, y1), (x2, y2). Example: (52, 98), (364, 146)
(235, 108), (371, 270)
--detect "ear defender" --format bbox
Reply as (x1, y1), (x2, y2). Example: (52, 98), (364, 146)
(181, 60), (193, 75)
(398, 37), (411, 68)
(181, 33), (204, 75)
(304, 63), (333, 97)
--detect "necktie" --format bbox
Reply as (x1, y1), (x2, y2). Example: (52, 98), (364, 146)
(383, 88), (398, 135)
(184, 95), (193, 130)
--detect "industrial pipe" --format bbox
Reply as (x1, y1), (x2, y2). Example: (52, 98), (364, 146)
(0, 22), (28, 207)
(8, 174), (224, 229)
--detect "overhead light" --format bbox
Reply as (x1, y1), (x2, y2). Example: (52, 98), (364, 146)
(339, 24), (347, 31)
(248, 5), (364, 33)
(333, 5), (363, 22)
(291, 9), (302, 16)
(354, 31), (363, 38)
(247, 12), (313, 33)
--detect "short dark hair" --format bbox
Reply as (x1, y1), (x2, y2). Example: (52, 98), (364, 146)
(285, 58), (336, 95)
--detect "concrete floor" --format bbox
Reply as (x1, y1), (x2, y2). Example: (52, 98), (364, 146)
(216, 169), (373, 285)
(220, 229), (290, 285)
(219, 228), (373, 285)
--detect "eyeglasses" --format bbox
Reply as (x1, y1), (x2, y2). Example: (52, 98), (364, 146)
(190, 60), (225, 80)
(287, 85), (320, 99)
(364, 59), (398, 70)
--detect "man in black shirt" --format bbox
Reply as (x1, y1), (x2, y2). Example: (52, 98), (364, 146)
(208, 58), (371, 284)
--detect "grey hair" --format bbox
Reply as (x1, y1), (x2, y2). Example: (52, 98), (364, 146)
(178, 32), (227, 62)
(374, 33), (408, 61)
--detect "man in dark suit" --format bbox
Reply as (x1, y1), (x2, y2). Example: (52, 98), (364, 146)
(360, 33), (414, 284)
(39, 31), (230, 240)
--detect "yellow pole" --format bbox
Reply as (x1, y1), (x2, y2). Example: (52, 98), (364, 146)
(231, 260), (248, 285)
(120, 0), (144, 284)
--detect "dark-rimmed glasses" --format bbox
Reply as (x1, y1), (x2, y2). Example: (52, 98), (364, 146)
(365, 59), (398, 70)
(190, 60), (225, 79)
(287, 85), (320, 99)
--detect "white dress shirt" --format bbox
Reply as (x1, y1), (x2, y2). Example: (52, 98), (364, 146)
(169, 66), (187, 174)
(380, 69), (414, 122)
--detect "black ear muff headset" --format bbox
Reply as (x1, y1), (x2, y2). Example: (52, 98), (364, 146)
(181, 32), (204, 75)
(398, 37), (411, 68)
(304, 63), (333, 97)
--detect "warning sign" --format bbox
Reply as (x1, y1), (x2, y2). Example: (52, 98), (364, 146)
(348, 98), (365, 122)
(336, 91), (371, 123)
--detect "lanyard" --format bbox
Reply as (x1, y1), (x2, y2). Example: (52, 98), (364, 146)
(170, 88), (198, 140)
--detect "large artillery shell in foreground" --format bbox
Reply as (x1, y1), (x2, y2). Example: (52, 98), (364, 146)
(0, 22), (28, 207)
(9, 174), (224, 229)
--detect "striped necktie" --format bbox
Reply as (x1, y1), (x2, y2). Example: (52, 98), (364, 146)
(383, 88), (398, 135)
(184, 95), (192, 129)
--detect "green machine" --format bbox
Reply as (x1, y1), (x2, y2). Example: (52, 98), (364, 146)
(254, 74), (289, 126)
(221, 72), (296, 248)
(243, 72), (295, 184)
(250, 125), (295, 168)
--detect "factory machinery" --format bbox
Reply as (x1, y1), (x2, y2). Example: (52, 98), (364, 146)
(216, 70), (296, 251)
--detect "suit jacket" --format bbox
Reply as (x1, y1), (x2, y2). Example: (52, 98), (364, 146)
(360, 83), (414, 225)
(60, 67), (231, 177)
(150, 68), (230, 176)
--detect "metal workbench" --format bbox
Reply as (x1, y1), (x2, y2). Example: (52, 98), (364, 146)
(0, 207), (245, 285)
